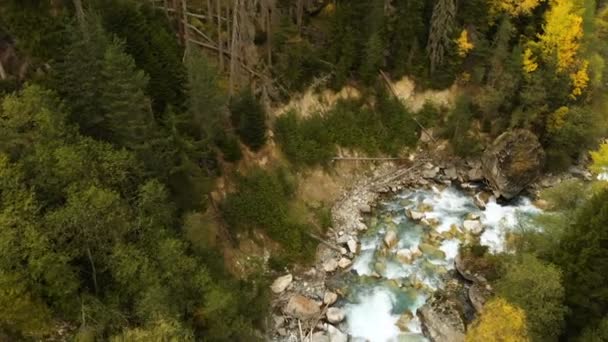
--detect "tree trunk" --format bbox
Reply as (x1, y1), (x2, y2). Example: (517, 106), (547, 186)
(86, 247), (99, 295)
(296, 0), (304, 32)
(266, 5), (272, 67)
(0, 59), (6, 80)
(72, 0), (86, 33)
(181, 0), (190, 55)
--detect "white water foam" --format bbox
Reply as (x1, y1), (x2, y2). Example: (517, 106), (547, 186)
(345, 288), (402, 342)
(481, 198), (540, 253)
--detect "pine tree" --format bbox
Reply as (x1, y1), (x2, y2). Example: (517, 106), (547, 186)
(100, 39), (154, 148)
(230, 89), (267, 151)
(53, 19), (109, 138)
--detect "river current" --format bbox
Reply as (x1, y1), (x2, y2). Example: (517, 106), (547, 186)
(339, 185), (541, 342)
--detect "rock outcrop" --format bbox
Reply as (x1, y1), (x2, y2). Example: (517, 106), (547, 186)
(418, 294), (466, 342)
(482, 129), (545, 199)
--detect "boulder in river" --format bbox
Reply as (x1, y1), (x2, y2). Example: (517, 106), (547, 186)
(463, 220), (483, 235)
(271, 274), (293, 294)
(384, 230), (399, 249)
(418, 295), (465, 342)
(284, 294), (321, 320)
(482, 129), (545, 199)
(407, 209), (426, 221)
(338, 257), (352, 269)
(419, 243), (447, 260)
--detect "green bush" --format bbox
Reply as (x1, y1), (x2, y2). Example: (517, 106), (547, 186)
(274, 111), (335, 167)
(221, 168), (315, 261)
(443, 96), (482, 157)
(275, 97), (419, 167)
(215, 132), (242, 163)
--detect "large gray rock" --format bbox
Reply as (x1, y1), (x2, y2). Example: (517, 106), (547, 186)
(284, 294), (321, 320)
(418, 295), (465, 342)
(482, 129), (545, 199)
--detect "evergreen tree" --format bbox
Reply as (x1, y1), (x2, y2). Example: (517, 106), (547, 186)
(553, 189), (608, 336)
(100, 39), (154, 148)
(97, 0), (187, 114)
(230, 89), (267, 151)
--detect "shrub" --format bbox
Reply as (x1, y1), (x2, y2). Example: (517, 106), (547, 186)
(221, 168), (315, 261)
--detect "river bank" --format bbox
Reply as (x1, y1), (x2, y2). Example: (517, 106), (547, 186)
(268, 150), (588, 342)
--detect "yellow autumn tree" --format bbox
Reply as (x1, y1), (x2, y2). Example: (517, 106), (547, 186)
(590, 142), (608, 175)
(522, 48), (539, 73)
(570, 60), (590, 98)
(539, 0), (584, 72)
(466, 298), (530, 342)
(456, 29), (474, 57)
(546, 106), (570, 133)
(490, 0), (545, 17)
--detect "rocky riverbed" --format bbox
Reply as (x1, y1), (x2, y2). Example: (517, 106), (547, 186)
(268, 152), (585, 342)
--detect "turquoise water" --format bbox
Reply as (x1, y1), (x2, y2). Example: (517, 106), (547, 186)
(340, 186), (540, 342)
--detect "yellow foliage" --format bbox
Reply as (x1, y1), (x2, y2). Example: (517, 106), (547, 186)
(570, 60), (589, 98)
(466, 298), (530, 342)
(590, 142), (608, 175)
(546, 106), (569, 133)
(456, 29), (474, 57)
(491, 0), (545, 17)
(522, 48), (539, 73)
(539, 0), (584, 72)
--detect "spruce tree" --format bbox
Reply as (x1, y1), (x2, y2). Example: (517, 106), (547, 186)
(230, 90), (267, 151)
(100, 39), (154, 149)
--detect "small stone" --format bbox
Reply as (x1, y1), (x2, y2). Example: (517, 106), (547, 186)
(271, 274), (293, 294)
(356, 221), (368, 231)
(406, 209), (425, 221)
(338, 257), (352, 269)
(358, 204), (372, 213)
(444, 167), (458, 180)
(284, 294), (321, 320)
(338, 230), (344, 236)
(463, 220), (484, 235)
(326, 307), (346, 324)
(324, 292), (338, 305)
(383, 230), (399, 249)
(323, 259), (339, 273)
(340, 247), (348, 255)
(468, 167), (484, 181)
(273, 315), (285, 328)
(336, 235), (350, 245)
(278, 328), (287, 336)
(347, 239), (358, 254)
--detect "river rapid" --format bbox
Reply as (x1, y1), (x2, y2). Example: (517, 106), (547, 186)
(338, 185), (541, 342)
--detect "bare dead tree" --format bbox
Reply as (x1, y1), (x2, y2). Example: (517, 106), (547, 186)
(72, 0), (86, 33)
(229, 0), (240, 94)
(0, 60), (6, 80)
(427, 0), (456, 75)
(217, 0), (224, 70)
